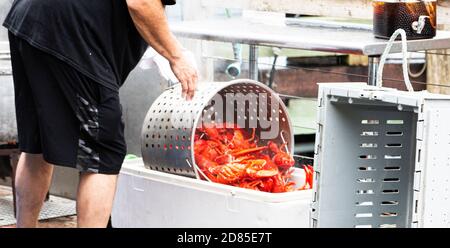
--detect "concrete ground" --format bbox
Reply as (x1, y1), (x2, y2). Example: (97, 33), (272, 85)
(0, 185), (77, 228)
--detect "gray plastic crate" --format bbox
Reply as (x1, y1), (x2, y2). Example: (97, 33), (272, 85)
(312, 83), (450, 228)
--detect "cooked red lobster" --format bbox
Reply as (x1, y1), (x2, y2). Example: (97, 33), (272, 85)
(194, 123), (313, 193)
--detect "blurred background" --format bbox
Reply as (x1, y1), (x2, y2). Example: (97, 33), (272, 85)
(0, 0), (449, 205)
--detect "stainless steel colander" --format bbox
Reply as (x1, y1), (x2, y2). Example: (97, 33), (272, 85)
(141, 79), (294, 178)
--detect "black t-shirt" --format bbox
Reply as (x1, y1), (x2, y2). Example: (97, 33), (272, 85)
(3, 0), (176, 91)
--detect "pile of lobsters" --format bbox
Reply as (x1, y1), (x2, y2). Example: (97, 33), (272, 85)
(193, 123), (313, 193)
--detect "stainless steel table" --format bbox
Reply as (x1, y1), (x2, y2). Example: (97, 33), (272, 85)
(170, 18), (450, 85)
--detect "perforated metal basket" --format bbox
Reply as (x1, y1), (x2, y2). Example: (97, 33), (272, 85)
(141, 79), (294, 178)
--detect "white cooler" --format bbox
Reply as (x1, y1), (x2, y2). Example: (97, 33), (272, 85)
(111, 158), (313, 228)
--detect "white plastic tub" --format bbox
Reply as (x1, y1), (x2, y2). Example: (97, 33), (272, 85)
(112, 158), (313, 228)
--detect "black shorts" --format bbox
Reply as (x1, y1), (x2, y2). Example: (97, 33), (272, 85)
(9, 33), (126, 175)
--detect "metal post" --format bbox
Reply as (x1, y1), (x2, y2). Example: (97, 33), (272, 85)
(249, 44), (259, 81)
(368, 56), (380, 86)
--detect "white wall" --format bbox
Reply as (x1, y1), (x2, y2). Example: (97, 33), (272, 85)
(0, 0), (13, 41)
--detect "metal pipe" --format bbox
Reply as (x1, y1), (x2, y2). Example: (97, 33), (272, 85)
(368, 56), (380, 86)
(268, 47), (281, 89)
(225, 43), (243, 78)
(248, 44), (259, 81)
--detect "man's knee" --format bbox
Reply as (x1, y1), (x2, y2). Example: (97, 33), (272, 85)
(19, 153), (53, 171)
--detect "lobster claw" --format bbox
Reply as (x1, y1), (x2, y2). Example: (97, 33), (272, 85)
(272, 153), (295, 170)
(215, 154), (233, 164)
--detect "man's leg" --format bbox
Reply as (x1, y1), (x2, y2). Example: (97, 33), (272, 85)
(76, 173), (118, 228)
(15, 153), (54, 228)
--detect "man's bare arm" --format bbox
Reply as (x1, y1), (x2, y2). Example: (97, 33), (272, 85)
(127, 0), (198, 100)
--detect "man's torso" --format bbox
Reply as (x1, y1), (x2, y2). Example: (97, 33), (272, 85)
(3, 0), (150, 90)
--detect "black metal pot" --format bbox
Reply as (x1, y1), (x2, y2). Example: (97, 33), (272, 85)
(373, 0), (437, 40)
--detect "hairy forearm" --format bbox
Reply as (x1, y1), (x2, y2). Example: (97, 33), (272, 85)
(127, 0), (183, 63)
(127, 0), (198, 100)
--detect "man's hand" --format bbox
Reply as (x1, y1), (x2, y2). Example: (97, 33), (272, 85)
(170, 56), (198, 100)
(127, 0), (198, 100)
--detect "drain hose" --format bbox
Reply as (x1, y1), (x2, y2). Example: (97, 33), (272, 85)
(376, 29), (414, 92)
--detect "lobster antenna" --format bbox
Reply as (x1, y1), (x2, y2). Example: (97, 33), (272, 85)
(280, 130), (290, 154)
(248, 128), (256, 142)
(186, 159), (212, 182)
